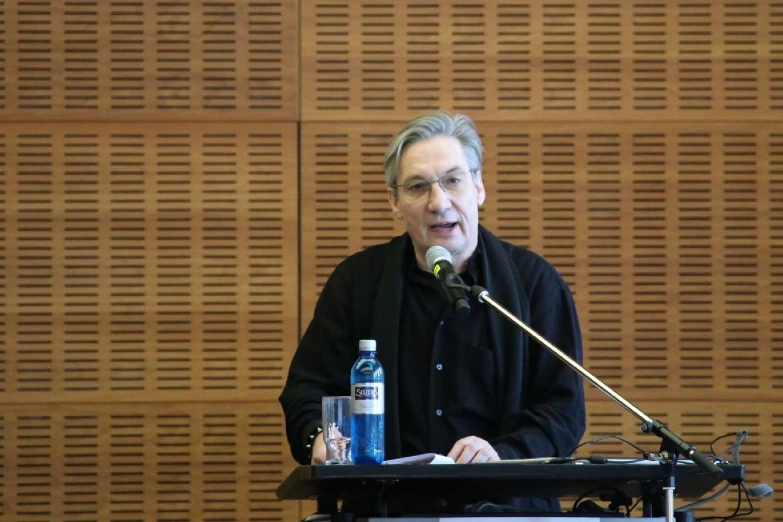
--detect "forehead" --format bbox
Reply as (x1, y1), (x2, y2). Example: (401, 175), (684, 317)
(399, 136), (468, 180)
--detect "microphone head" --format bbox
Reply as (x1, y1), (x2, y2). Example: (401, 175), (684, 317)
(425, 245), (452, 272)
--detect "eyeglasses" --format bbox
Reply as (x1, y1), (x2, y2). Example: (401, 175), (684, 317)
(392, 170), (477, 201)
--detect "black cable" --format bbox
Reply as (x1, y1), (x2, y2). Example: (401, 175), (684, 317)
(571, 485), (631, 515)
(722, 485), (743, 522)
(695, 483), (754, 522)
(628, 495), (644, 516)
(709, 432), (737, 457)
(567, 434), (648, 457)
(717, 433), (748, 461)
(612, 458), (646, 464)
(708, 430), (748, 462)
(612, 495), (632, 517)
(695, 485), (740, 522)
(723, 483), (754, 522)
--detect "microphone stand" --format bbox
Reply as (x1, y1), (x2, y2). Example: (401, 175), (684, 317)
(462, 282), (724, 522)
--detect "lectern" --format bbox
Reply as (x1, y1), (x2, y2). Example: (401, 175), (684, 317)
(277, 461), (743, 521)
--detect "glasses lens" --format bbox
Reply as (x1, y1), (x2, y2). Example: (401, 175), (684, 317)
(400, 171), (471, 200)
(439, 172), (468, 194)
(403, 181), (431, 198)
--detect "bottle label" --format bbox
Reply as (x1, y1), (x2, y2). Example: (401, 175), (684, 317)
(351, 383), (384, 414)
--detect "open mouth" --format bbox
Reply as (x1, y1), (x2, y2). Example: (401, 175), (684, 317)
(430, 222), (457, 231)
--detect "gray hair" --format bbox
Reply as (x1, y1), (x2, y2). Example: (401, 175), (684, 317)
(384, 112), (484, 187)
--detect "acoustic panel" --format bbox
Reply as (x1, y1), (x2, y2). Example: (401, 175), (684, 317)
(0, 0), (298, 120)
(301, 0), (783, 121)
(300, 125), (406, 321)
(581, 399), (781, 521)
(0, 402), (298, 522)
(0, 123), (298, 402)
(300, 121), (783, 401)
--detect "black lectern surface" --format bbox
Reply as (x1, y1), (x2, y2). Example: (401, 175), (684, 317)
(277, 461), (742, 515)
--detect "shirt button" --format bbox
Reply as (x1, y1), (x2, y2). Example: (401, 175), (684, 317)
(436, 363), (443, 371)
(439, 320), (444, 326)
(436, 409), (443, 416)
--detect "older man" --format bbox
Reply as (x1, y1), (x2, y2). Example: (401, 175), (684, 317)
(279, 112), (585, 511)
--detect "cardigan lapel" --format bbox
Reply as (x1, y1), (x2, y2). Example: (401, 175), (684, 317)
(477, 225), (532, 417)
(370, 234), (408, 459)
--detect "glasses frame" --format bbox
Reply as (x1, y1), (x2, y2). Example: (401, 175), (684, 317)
(391, 169), (479, 200)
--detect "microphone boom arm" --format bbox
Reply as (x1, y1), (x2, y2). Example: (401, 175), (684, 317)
(470, 284), (723, 477)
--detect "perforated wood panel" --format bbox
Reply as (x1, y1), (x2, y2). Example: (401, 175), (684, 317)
(0, 124), (298, 402)
(2, 0), (781, 519)
(300, 126), (405, 310)
(582, 400), (783, 520)
(0, 403), (297, 522)
(301, 121), (783, 402)
(0, 1), (298, 120)
(301, 0), (783, 121)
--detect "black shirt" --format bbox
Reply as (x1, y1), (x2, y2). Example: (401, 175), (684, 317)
(398, 247), (493, 457)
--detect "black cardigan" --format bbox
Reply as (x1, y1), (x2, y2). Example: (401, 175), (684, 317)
(279, 225), (586, 465)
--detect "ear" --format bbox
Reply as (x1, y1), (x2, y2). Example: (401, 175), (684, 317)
(474, 170), (486, 206)
(388, 188), (403, 220)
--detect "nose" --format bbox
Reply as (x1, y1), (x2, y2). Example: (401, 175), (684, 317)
(426, 182), (452, 213)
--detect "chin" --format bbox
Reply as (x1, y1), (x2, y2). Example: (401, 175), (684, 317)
(433, 239), (465, 255)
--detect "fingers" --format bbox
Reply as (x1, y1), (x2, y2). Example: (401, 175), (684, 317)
(311, 432), (327, 465)
(447, 436), (501, 464)
(470, 448), (501, 463)
(326, 423), (343, 439)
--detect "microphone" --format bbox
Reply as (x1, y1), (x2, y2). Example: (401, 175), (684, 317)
(425, 246), (470, 316)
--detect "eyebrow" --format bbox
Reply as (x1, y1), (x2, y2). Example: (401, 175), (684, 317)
(401, 166), (465, 182)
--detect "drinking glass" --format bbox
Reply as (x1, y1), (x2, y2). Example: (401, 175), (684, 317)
(322, 396), (352, 464)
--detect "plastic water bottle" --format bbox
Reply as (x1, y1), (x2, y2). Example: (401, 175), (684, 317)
(350, 339), (385, 465)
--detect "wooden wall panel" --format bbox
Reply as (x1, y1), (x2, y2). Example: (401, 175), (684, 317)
(0, 1), (298, 120)
(0, 123), (299, 403)
(299, 125), (406, 326)
(301, 122), (783, 402)
(0, 402), (297, 522)
(0, 0), (779, 519)
(301, 0), (783, 121)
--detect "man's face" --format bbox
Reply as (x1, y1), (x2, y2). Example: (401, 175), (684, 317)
(387, 135), (486, 272)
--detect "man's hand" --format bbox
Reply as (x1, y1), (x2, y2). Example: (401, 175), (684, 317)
(310, 432), (327, 465)
(447, 436), (501, 463)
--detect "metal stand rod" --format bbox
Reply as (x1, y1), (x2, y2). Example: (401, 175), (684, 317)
(662, 452), (679, 522)
(470, 284), (722, 478)
(665, 484), (675, 522)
